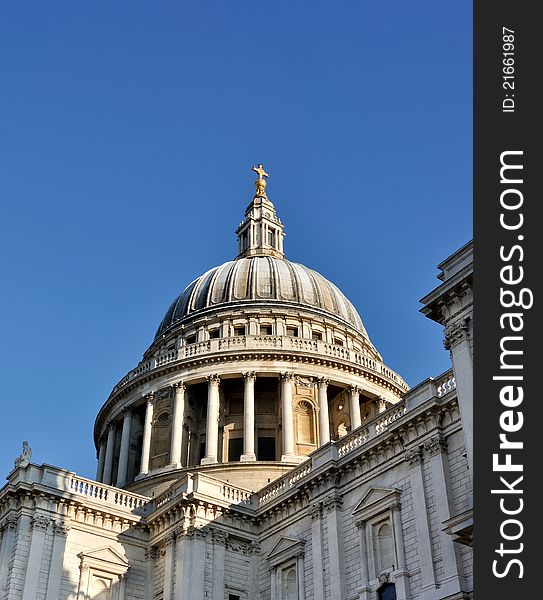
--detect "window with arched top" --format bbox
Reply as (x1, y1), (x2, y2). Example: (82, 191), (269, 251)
(91, 578), (111, 600)
(374, 522), (395, 573)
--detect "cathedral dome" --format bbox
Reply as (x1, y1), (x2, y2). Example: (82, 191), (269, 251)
(155, 256), (368, 340)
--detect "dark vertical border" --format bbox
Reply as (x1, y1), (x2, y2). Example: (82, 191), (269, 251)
(474, 1), (540, 596)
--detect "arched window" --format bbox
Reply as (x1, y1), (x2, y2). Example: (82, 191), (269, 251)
(374, 522), (395, 573)
(150, 410), (171, 469)
(281, 566), (298, 600)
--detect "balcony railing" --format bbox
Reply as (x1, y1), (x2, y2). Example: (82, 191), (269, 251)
(110, 335), (409, 396)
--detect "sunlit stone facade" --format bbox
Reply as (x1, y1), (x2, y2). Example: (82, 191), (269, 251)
(0, 168), (473, 600)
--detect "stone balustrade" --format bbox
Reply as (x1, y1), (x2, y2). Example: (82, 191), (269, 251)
(68, 475), (151, 514)
(110, 335), (409, 396)
(436, 372), (457, 397)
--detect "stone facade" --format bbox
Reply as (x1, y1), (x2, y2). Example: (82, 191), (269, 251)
(0, 170), (473, 600)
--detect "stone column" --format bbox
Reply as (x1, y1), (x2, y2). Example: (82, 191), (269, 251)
(444, 318), (473, 475)
(22, 513), (51, 600)
(390, 503), (410, 600)
(96, 438), (106, 481)
(139, 393), (155, 476)
(102, 421), (117, 486)
(116, 408), (133, 487)
(356, 520), (370, 600)
(145, 548), (158, 600)
(170, 382), (186, 467)
(241, 372), (257, 461)
(323, 493), (345, 600)
(161, 533), (175, 600)
(212, 529), (228, 600)
(189, 529), (206, 597)
(202, 375), (220, 465)
(249, 542), (261, 597)
(0, 516), (17, 594)
(405, 447), (435, 593)
(309, 504), (325, 600)
(423, 434), (467, 595)
(173, 529), (189, 599)
(317, 378), (330, 445)
(349, 386), (362, 430)
(281, 372), (296, 461)
(45, 519), (71, 600)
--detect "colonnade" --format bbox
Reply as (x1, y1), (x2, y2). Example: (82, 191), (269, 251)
(96, 373), (366, 486)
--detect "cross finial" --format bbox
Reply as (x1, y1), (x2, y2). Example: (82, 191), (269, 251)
(252, 164), (269, 180)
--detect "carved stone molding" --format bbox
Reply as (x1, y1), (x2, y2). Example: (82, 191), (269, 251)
(323, 492), (343, 512)
(0, 515), (17, 532)
(249, 540), (261, 556)
(212, 528), (229, 546)
(242, 371), (257, 382)
(172, 381), (186, 392)
(308, 503), (322, 520)
(316, 377), (330, 389)
(348, 385), (362, 395)
(280, 372), (295, 382)
(145, 547), (159, 561)
(54, 520), (71, 536)
(443, 318), (470, 350)
(31, 513), (51, 531)
(206, 374), (221, 385)
(424, 434), (448, 457)
(404, 447), (423, 467)
(378, 571), (390, 586)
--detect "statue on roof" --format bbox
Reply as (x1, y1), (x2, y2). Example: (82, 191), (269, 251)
(14, 441), (32, 469)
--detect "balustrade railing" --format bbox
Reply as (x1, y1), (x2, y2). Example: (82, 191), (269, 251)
(435, 371), (456, 397)
(68, 475), (150, 514)
(110, 335), (408, 396)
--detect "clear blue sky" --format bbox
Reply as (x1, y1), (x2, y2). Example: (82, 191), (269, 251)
(0, 1), (472, 480)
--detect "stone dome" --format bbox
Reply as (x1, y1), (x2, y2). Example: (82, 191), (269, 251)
(155, 256), (368, 339)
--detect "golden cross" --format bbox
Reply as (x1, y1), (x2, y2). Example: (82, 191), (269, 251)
(252, 164), (269, 180)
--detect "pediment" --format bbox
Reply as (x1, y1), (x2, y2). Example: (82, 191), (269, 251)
(352, 487), (401, 521)
(78, 546), (130, 573)
(267, 536), (305, 567)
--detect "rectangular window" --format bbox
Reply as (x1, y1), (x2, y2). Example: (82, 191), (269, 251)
(228, 438), (243, 462)
(186, 335), (197, 345)
(312, 331), (323, 341)
(333, 338), (344, 346)
(209, 329), (220, 339)
(258, 437), (276, 461)
(234, 326), (245, 336)
(260, 325), (273, 335)
(228, 595), (241, 600)
(286, 326), (299, 337)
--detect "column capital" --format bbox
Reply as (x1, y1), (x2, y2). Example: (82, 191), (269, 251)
(31, 513), (51, 531)
(121, 406), (133, 416)
(53, 520), (71, 536)
(390, 501), (402, 512)
(280, 371), (295, 382)
(172, 381), (186, 392)
(106, 419), (117, 430)
(243, 371), (257, 382)
(316, 377), (329, 388)
(355, 519), (367, 530)
(308, 503), (322, 520)
(443, 317), (471, 350)
(1, 515), (18, 532)
(423, 433), (448, 457)
(405, 447), (423, 467)
(323, 492), (343, 512)
(206, 374), (221, 385)
(348, 384), (362, 395)
(145, 547), (160, 561)
(144, 391), (155, 403)
(212, 528), (229, 546)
